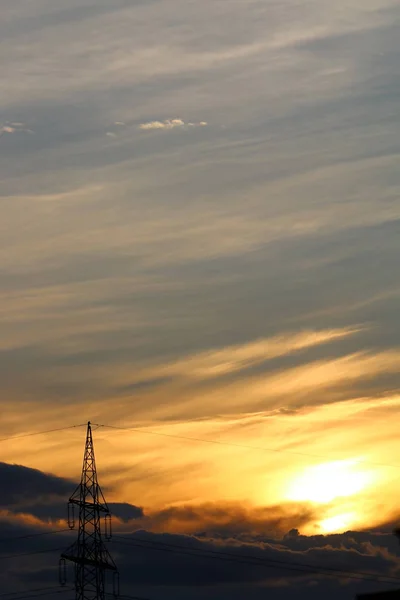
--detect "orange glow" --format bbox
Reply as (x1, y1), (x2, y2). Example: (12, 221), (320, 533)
(0, 332), (399, 537)
(286, 460), (373, 504)
(319, 512), (356, 533)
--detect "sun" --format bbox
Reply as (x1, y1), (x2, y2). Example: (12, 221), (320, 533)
(286, 459), (372, 504)
(318, 513), (355, 533)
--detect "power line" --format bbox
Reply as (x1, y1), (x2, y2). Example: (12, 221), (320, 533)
(1, 420), (398, 470)
(1, 528), (396, 586)
(4, 589), (73, 600)
(96, 423), (400, 470)
(0, 529), (71, 544)
(0, 547), (65, 561)
(106, 594), (151, 600)
(110, 535), (400, 585)
(0, 587), (73, 599)
(0, 424), (86, 444)
(112, 536), (400, 584)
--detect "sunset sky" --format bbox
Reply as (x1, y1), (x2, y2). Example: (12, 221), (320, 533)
(1, 0), (400, 598)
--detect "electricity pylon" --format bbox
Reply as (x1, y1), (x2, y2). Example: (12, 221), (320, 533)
(60, 421), (119, 600)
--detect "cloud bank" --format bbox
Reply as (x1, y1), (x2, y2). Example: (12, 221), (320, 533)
(138, 118), (207, 131)
(1, 463), (400, 600)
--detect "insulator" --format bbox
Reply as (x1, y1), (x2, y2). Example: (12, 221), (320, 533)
(59, 558), (67, 586)
(67, 502), (75, 529)
(113, 571), (120, 598)
(105, 513), (112, 540)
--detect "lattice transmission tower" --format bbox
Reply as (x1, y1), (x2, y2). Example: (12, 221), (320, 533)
(60, 421), (119, 600)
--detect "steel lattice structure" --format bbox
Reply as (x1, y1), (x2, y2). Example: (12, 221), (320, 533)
(60, 421), (119, 600)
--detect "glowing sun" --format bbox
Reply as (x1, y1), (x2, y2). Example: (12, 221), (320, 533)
(318, 513), (355, 533)
(286, 459), (372, 504)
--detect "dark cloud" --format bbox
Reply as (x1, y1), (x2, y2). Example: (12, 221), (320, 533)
(0, 462), (143, 522)
(1, 516), (399, 600)
(0, 462), (73, 505)
(1, 462), (400, 599)
(92, 528), (400, 596)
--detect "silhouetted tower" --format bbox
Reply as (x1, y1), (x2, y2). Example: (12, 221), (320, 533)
(60, 421), (119, 600)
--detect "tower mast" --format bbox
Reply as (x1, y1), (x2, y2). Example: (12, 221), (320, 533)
(61, 421), (118, 600)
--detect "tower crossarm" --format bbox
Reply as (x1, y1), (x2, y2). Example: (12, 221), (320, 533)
(68, 498), (110, 512)
(61, 554), (117, 571)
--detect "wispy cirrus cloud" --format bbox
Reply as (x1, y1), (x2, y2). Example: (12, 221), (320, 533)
(143, 327), (360, 380)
